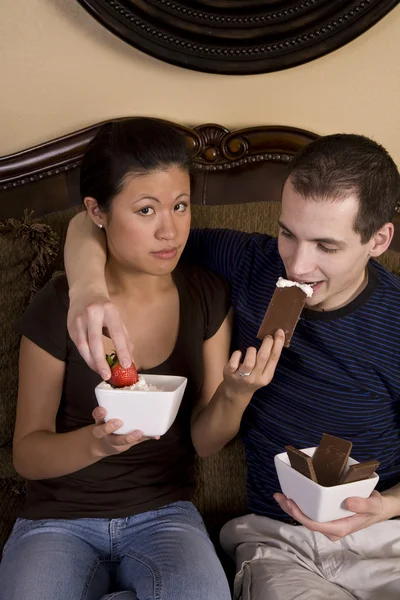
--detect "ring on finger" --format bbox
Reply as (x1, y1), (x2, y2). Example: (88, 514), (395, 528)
(238, 370), (252, 377)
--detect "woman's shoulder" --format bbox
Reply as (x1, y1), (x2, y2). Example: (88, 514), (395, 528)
(33, 273), (69, 310)
(15, 273), (70, 361)
(17, 273), (69, 330)
(174, 263), (231, 340)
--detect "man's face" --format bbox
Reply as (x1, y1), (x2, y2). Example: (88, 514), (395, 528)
(278, 179), (376, 311)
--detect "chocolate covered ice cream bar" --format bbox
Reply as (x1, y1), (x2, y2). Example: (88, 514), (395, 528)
(286, 445), (318, 482)
(338, 460), (380, 485)
(257, 278), (313, 347)
(312, 434), (352, 487)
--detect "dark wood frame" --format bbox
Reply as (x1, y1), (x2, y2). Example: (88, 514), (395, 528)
(0, 122), (318, 190)
(76, 0), (398, 74)
(0, 120), (399, 249)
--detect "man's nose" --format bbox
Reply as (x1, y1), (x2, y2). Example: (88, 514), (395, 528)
(290, 245), (315, 277)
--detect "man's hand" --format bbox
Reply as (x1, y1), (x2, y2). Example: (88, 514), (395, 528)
(274, 490), (396, 541)
(67, 289), (133, 379)
(91, 406), (159, 457)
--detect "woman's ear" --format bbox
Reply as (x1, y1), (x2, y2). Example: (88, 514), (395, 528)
(369, 222), (394, 258)
(84, 197), (106, 229)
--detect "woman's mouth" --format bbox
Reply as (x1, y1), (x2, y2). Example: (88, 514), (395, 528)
(152, 248), (178, 260)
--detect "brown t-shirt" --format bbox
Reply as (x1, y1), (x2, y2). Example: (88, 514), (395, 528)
(15, 264), (230, 520)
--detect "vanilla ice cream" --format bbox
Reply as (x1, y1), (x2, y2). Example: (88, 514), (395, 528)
(276, 277), (314, 298)
(98, 375), (162, 391)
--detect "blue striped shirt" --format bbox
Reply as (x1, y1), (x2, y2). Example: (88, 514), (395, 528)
(186, 229), (400, 521)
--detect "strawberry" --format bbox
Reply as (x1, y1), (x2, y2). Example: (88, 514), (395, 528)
(105, 352), (139, 388)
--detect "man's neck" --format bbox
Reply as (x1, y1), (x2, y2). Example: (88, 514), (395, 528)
(311, 267), (369, 312)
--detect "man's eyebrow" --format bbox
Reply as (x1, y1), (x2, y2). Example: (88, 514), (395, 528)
(278, 220), (347, 247)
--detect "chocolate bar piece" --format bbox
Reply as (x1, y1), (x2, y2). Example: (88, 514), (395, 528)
(338, 460), (380, 485)
(312, 434), (352, 487)
(286, 445), (318, 482)
(257, 286), (307, 347)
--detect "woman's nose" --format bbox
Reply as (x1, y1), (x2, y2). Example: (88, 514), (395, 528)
(156, 215), (177, 240)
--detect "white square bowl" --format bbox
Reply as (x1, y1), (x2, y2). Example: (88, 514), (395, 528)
(95, 375), (187, 437)
(274, 446), (379, 522)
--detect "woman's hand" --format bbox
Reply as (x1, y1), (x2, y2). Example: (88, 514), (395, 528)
(67, 290), (133, 380)
(223, 330), (285, 399)
(91, 406), (159, 457)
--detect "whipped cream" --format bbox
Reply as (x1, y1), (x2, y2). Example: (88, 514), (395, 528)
(276, 277), (314, 298)
(98, 375), (162, 391)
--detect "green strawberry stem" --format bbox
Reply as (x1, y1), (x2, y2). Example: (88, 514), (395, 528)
(106, 351), (119, 368)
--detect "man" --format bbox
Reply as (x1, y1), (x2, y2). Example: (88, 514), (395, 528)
(65, 134), (400, 599)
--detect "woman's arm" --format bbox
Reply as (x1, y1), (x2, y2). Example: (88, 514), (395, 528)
(64, 211), (133, 377)
(191, 315), (284, 457)
(13, 337), (148, 480)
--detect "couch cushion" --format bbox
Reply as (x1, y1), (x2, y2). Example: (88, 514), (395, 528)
(191, 201), (280, 236)
(0, 213), (58, 463)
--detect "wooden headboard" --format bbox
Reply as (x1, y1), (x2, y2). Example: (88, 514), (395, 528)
(1, 121), (399, 252)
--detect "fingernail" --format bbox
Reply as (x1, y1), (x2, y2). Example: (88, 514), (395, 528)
(101, 370), (110, 380)
(121, 358), (131, 369)
(113, 420), (122, 428)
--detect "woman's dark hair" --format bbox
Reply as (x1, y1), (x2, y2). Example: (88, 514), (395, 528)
(287, 134), (400, 243)
(80, 117), (193, 212)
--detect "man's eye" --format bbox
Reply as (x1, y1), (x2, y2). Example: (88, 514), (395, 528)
(174, 202), (188, 212)
(280, 230), (292, 238)
(137, 207), (154, 216)
(320, 245), (337, 254)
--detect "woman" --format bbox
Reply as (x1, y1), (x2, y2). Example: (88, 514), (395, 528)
(0, 118), (283, 600)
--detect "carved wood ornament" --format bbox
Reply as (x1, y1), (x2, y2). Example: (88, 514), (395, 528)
(0, 122), (317, 190)
(76, 0), (398, 74)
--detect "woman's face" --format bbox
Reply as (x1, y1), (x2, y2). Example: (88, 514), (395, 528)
(101, 166), (191, 276)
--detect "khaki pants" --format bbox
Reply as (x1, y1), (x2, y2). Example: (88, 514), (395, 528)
(220, 514), (400, 600)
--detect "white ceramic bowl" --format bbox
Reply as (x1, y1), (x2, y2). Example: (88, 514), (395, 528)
(95, 375), (187, 437)
(274, 446), (379, 522)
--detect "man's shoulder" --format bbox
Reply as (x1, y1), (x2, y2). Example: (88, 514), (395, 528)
(372, 260), (400, 295)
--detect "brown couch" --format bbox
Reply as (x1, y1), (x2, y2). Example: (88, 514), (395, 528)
(1, 120), (399, 567)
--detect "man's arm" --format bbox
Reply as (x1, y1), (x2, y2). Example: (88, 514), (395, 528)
(183, 228), (257, 283)
(64, 212), (133, 378)
(64, 216), (255, 375)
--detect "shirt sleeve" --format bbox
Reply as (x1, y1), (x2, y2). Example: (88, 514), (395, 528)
(183, 228), (260, 285)
(14, 275), (69, 362)
(194, 267), (231, 341)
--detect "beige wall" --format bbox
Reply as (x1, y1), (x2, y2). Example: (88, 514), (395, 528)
(1, 0), (399, 163)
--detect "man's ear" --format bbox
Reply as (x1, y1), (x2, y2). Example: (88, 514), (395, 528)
(369, 222), (394, 258)
(83, 197), (106, 228)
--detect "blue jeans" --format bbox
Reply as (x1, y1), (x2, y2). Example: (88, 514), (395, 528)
(0, 501), (230, 600)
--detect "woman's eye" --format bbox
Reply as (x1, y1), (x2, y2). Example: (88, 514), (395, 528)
(280, 230), (292, 238)
(174, 202), (188, 212)
(137, 207), (154, 216)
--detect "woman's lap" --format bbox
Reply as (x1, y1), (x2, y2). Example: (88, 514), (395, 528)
(0, 520), (111, 600)
(0, 502), (230, 600)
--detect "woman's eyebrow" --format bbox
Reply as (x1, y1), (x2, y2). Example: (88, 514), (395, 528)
(132, 192), (190, 205)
